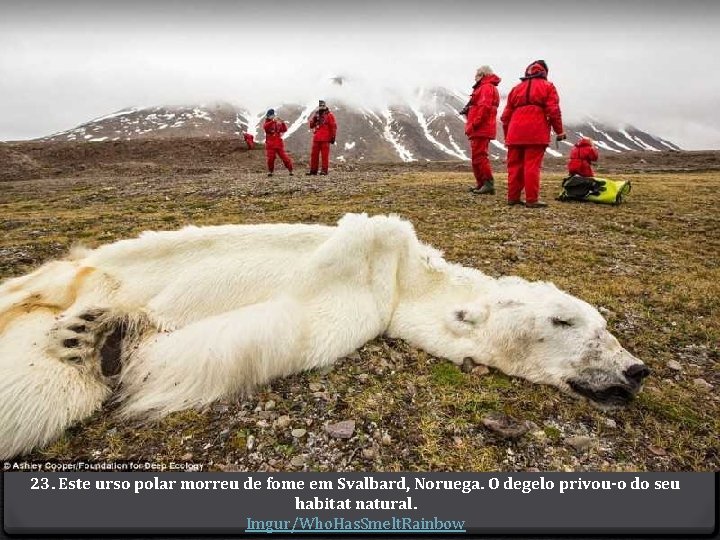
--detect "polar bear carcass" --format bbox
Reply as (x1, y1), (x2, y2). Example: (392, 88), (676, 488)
(0, 213), (649, 459)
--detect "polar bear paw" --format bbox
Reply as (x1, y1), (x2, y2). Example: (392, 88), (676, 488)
(48, 308), (114, 367)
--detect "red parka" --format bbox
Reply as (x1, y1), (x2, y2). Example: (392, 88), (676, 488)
(501, 63), (564, 146)
(567, 137), (599, 177)
(309, 110), (337, 143)
(465, 74), (501, 140)
(263, 119), (287, 149)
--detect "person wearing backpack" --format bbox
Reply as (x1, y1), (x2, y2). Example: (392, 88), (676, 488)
(500, 60), (566, 208)
(567, 137), (599, 177)
(462, 65), (501, 195)
(262, 109), (294, 177)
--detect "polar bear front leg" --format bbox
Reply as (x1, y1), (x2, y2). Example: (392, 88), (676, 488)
(117, 296), (310, 419)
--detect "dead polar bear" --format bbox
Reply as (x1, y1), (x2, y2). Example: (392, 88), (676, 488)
(0, 213), (650, 459)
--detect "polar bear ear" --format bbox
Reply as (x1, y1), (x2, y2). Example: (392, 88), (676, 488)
(445, 304), (489, 335)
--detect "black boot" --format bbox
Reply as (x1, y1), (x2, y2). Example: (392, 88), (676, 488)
(477, 179), (495, 194)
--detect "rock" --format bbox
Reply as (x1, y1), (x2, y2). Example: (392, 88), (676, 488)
(264, 400), (276, 410)
(452, 436), (463, 447)
(472, 365), (490, 376)
(604, 418), (617, 429)
(480, 412), (532, 439)
(275, 415), (291, 429)
(667, 360), (682, 371)
(246, 435), (256, 451)
(362, 448), (376, 460)
(648, 445), (667, 456)
(181, 453), (194, 461)
(461, 357), (475, 373)
(309, 382), (324, 392)
(693, 378), (713, 392)
(381, 433), (392, 446)
(358, 374), (369, 382)
(291, 428), (307, 438)
(565, 436), (595, 452)
(290, 455), (306, 468)
(325, 420), (356, 439)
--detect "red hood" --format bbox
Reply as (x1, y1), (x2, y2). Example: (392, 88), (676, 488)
(481, 74), (501, 86)
(577, 137), (592, 147)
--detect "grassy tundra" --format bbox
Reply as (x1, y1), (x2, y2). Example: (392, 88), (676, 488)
(0, 141), (717, 471)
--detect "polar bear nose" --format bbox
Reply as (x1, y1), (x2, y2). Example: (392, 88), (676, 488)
(624, 364), (651, 387)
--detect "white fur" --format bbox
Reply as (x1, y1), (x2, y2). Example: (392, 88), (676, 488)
(0, 213), (645, 459)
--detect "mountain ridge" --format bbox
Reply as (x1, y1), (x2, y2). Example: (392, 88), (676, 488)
(39, 90), (681, 161)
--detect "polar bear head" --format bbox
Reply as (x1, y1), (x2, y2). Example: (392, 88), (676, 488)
(443, 277), (650, 408)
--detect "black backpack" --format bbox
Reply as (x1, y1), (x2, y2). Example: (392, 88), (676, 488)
(557, 175), (632, 205)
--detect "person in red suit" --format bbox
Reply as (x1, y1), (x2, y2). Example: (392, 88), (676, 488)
(500, 60), (566, 208)
(243, 132), (255, 150)
(567, 137), (599, 177)
(262, 109), (293, 177)
(307, 100), (337, 176)
(462, 65), (501, 195)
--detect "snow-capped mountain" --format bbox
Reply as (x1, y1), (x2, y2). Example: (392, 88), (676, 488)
(40, 89), (680, 161)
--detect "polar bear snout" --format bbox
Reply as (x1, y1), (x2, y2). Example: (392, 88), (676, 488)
(567, 361), (650, 408)
(624, 364), (651, 388)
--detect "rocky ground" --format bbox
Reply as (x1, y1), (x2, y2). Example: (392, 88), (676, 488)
(1, 139), (718, 471)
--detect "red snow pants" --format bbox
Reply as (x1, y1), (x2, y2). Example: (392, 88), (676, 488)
(470, 137), (493, 187)
(507, 144), (547, 203)
(310, 141), (330, 173)
(266, 146), (293, 173)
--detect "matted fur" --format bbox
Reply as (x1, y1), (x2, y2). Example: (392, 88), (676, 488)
(0, 213), (646, 459)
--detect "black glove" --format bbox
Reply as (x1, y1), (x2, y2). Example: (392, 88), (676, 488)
(556, 133), (567, 142)
(459, 106), (469, 116)
(330, 139), (336, 145)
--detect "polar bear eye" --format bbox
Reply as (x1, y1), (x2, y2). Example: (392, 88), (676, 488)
(551, 317), (574, 328)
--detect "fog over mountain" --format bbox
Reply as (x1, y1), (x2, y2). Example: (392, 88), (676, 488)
(1, 0), (718, 149)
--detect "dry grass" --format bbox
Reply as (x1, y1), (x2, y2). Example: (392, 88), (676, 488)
(1, 164), (718, 471)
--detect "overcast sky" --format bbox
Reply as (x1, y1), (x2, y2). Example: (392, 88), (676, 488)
(1, 0), (718, 149)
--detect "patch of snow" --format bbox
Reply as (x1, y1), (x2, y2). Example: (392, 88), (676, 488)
(594, 140), (622, 153)
(344, 141), (356, 150)
(337, 155), (346, 162)
(193, 108), (212, 121)
(587, 122), (632, 151)
(284, 103), (315, 139)
(157, 124), (168, 130)
(86, 108), (139, 124)
(410, 105), (466, 160)
(381, 109), (415, 162)
(88, 137), (108, 142)
(620, 129), (659, 152)
(658, 139), (679, 150)
(490, 140), (507, 151)
(545, 147), (562, 157)
(444, 125), (469, 160)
